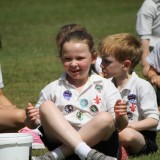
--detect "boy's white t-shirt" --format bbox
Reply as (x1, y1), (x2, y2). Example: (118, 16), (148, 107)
(0, 65), (4, 89)
(136, 0), (160, 47)
(112, 72), (159, 130)
(35, 72), (121, 128)
(95, 56), (102, 74)
(146, 42), (160, 73)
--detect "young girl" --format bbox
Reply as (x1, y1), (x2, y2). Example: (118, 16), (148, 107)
(26, 30), (128, 160)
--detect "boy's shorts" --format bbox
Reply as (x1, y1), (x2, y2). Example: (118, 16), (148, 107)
(129, 130), (158, 156)
(38, 125), (119, 159)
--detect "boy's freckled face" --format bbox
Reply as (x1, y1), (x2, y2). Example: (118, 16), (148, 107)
(101, 55), (124, 78)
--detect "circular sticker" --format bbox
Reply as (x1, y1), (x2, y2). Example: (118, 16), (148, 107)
(63, 90), (72, 100)
(90, 105), (98, 114)
(80, 99), (88, 108)
(127, 94), (136, 103)
(64, 105), (74, 113)
(76, 111), (84, 120)
(95, 84), (103, 93)
(127, 112), (133, 120)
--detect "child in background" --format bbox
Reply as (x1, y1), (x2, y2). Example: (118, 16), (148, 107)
(146, 42), (160, 111)
(25, 30), (128, 160)
(136, 0), (160, 76)
(98, 33), (159, 156)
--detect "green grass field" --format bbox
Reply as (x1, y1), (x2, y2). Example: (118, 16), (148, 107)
(0, 0), (160, 159)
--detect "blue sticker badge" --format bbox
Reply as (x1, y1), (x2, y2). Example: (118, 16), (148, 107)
(80, 99), (88, 108)
(127, 94), (136, 103)
(63, 90), (72, 100)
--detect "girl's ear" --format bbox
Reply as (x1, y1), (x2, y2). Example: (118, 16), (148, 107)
(123, 60), (131, 70)
(91, 53), (97, 64)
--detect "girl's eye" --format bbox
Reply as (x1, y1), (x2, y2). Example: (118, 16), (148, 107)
(64, 58), (71, 61)
(77, 57), (84, 60)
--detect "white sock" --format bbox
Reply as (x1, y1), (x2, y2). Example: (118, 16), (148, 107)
(75, 142), (91, 160)
(32, 128), (42, 136)
(51, 147), (65, 160)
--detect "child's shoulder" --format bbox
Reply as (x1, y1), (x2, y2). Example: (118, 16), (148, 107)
(132, 72), (153, 88)
(91, 73), (113, 83)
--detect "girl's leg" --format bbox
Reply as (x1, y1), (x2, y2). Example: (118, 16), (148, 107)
(40, 101), (83, 150)
(40, 100), (115, 158)
(61, 111), (115, 157)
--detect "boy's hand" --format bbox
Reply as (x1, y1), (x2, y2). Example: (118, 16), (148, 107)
(114, 99), (127, 117)
(25, 103), (41, 129)
(114, 99), (128, 131)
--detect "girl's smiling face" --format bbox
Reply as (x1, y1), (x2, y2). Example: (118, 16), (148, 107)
(61, 41), (95, 86)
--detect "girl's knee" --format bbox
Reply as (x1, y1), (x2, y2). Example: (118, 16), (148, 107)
(95, 112), (115, 129)
(39, 100), (54, 112)
(39, 100), (58, 118)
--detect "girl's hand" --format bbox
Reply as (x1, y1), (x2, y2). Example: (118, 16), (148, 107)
(25, 103), (41, 128)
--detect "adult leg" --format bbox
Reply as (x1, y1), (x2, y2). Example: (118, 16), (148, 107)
(0, 107), (25, 133)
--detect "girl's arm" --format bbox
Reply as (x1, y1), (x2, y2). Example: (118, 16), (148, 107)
(25, 103), (41, 129)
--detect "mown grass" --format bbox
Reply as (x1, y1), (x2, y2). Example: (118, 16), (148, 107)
(0, 0), (160, 159)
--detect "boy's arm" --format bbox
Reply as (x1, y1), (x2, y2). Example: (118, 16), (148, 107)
(114, 100), (128, 131)
(127, 117), (158, 131)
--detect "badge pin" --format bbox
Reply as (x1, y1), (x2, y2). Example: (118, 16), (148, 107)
(64, 105), (74, 113)
(90, 105), (98, 114)
(63, 90), (72, 100)
(127, 94), (137, 103)
(76, 111), (84, 120)
(95, 84), (103, 93)
(80, 99), (88, 108)
(127, 112), (133, 120)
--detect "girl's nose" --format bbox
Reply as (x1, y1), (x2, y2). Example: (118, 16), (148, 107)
(70, 60), (77, 66)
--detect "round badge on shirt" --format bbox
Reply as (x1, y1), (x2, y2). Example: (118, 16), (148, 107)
(63, 90), (72, 101)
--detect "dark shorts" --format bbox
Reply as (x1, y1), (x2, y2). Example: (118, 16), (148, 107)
(129, 130), (158, 156)
(156, 87), (160, 106)
(38, 125), (119, 159)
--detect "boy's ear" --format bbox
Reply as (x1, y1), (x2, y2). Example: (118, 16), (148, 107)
(123, 60), (131, 70)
